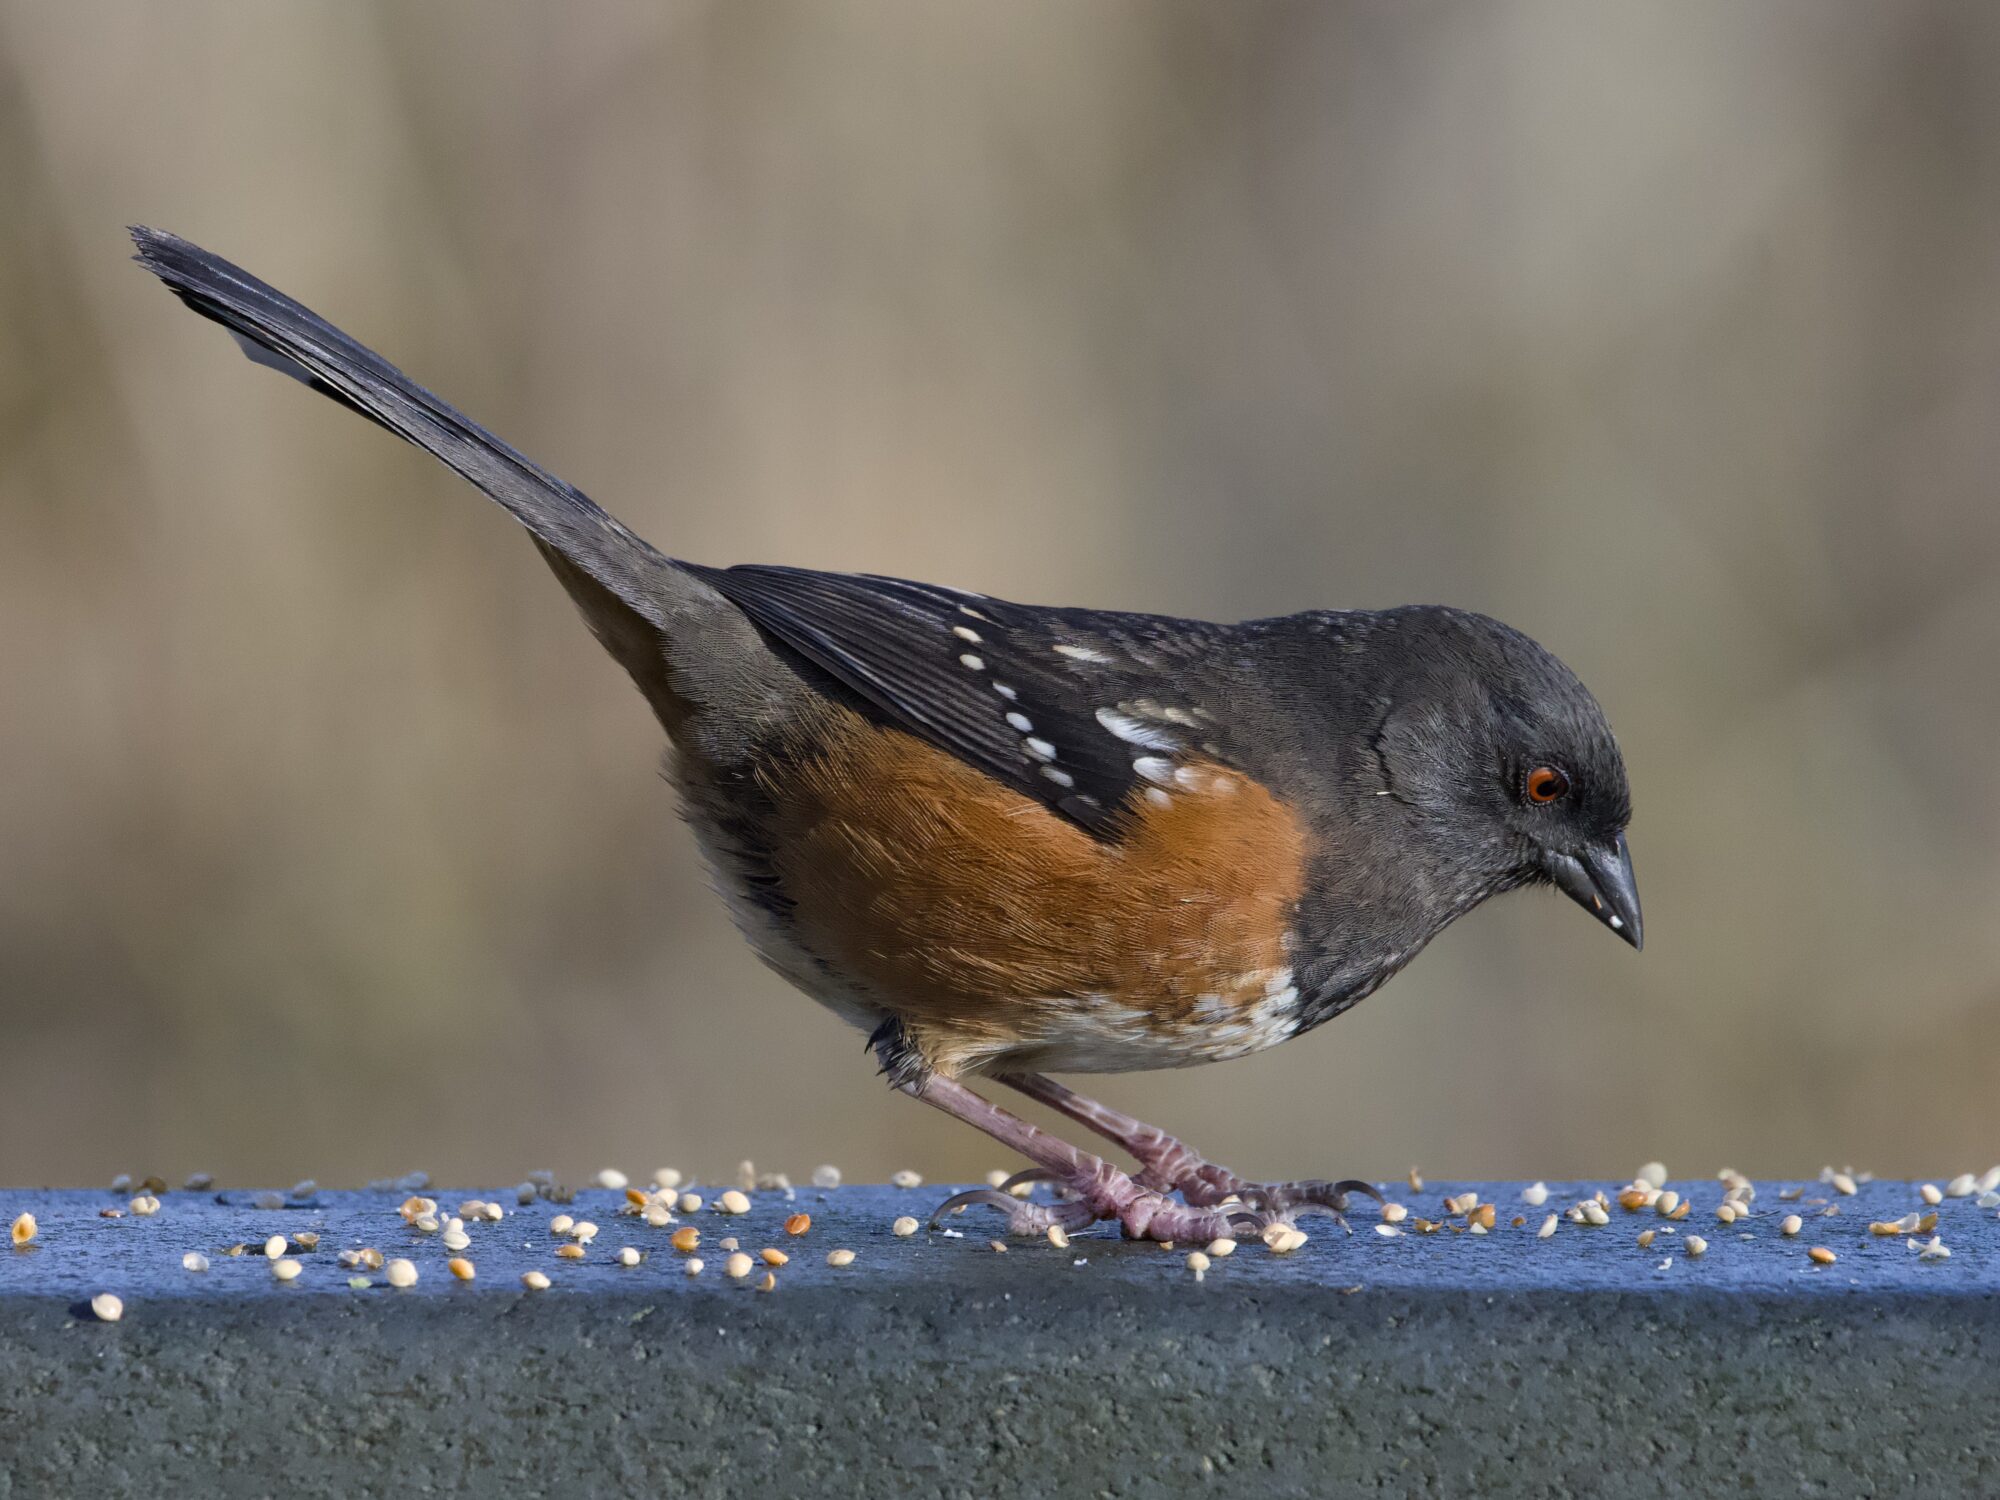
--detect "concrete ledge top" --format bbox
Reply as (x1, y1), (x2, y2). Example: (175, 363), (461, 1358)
(4, 1176), (1994, 1311)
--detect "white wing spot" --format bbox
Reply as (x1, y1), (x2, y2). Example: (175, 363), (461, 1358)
(1054, 643), (1113, 664)
(1144, 787), (1173, 810)
(1132, 756), (1175, 785)
(958, 654), (985, 671)
(1005, 712), (1034, 734)
(1040, 766), (1075, 788)
(992, 682), (1018, 701)
(1096, 707), (1179, 751)
(957, 605), (991, 623)
(952, 625), (983, 645)
(1024, 737), (1056, 762)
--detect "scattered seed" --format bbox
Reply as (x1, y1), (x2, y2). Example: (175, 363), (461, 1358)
(1829, 1173), (1857, 1197)
(1978, 1192), (2000, 1210)
(596, 1169), (629, 1191)
(128, 1195), (160, 1217)
(1668, 1200), (1691, 1221)
(760, 1247), (789, 1266)
(1781, 1214), (1803, 1236)
(182, 1252), (209, 1272)
(719, 1236), (740, 1252)
(671, 1227), (700, 1253)
(11, 1213), (35, 1248)
(891, 1170), (923, 1189)
(1374, 1224), (1402, 1238)
(1186, 1251), (1211, 1277)
(754, 1270), (776, 1292)
(1918, 1237), (1951, 1261)
(724, 1252), (754, 1279)
(1045, 1225), (1070, 1249)
(617, 1247), (641, 1267)
(785, 1213), (811, 1236)
(184, 1172), (214, 1191)
(386, 1258), (418, 1288)
(892, 1216), (920, 1237)
(289, 1179), (316, 1199)
(1263, 1226), (1308, 1254)
(1716, 1203), (1737, 1224)
(253, 1192), (284, 1211)
(272, 1258), (302, 1281)
(684, 1257), (705, 1276)
(520, 1270), (551, 1290)
(1408, 1167), (1423, 1192)
(555, 1244), (585, 1260)
(1654, 1191), (1680, 1217)
(1637, 1229), (1656, 1249)
(810, 1164), (842, 1189)
(1381, 1203), (1408, 1224)
(643, 1204), (672, 1228)
(1206, 1237), (1236, 1257)
(678, 1193), (703, 1214)
(441, 1229), (471, 1252)
(1581, 1201), (1610, 1227)
(1808, 1246), (1836, 1265)
(447, 1257), (475, 1281)
(1637, 1162), (1668, 1190)
(717, 1190), (751, 1216)
(1616, 1188), (1649, 1212)
(827, 1248), (856, 1267)
(1684, 1236), (1709, 1257)
(89, 1293), (123, 1323)
(571, 1221), (600, 1245)
(1919, 1183), (1943, 1206)
(1918, 1211), (1939, 1234)
(262, 1235), (287, 1260)
(984, 1170), (1009, 1189)
(1946, 1174), (1977, 1198)
(1521, 1182), (1548, 1207)
(549, 1214), (574, 1237)
(1538, 1215), (1558, 1239)
(1471, 1203), (1496, 1231)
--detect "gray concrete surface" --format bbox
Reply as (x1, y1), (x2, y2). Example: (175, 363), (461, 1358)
(1, 1177), (1995, 1497)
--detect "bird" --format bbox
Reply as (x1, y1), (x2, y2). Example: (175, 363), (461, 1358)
(131, 227), (1640, 1243)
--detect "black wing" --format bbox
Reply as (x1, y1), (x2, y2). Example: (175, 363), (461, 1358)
(687, 564), (1231, 836)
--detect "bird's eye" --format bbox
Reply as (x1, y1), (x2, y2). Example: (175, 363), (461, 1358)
(1525, 766), (1570, 804)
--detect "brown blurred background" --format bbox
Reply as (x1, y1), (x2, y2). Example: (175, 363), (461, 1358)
(4, 1), (1998, 1191)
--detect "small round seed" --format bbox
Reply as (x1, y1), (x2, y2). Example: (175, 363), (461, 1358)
(555, 1244), (585, 1260)
(595, 1169), (628, 1191)
(11, 1213), (36, 1247)
(652, 1168), (683, 1191)
(1780, 1214), (1803, 1236)
(827, 1248), (856, 1267)
(1206, 1237), (1236, 1257)
(272, 1258), (302, 1281)
(617, 1247), (640, 1267)
(1684, 1236), (1709, 1257)
(760, 1247), (789, 1267)
(784, 1213), (811, 1236)
(671, 1227), (700, 1253)
(678, 1193), (703, 1213)
(571, 1221), (599, 1244)
(263, 1235), (288, 1260)
(441, 1229), (471, 1252)
(1520, 1182), (1549, 1207)
(890, 1169), (923, 1189)
(1654, 1191), (1680, 1217)
(1637, 1162), (1668, 1190)
(90, 1293), (123, 1323)
(1920, 1183), (1943, 1206)
(684, 1257), (705, 1276)
(724, 1252), (754, 1279)
(385, 1258), (418, 1288)
(1186, 1250), (1211, 1275)
(1381, 1203), (1408, 1224)
(717, 1190), (751, 1215)
(642, 1204), (672, 1228)
(1637, 1229), (1656, 1249)
(130, 1195), (160, 1217)
(549, 1214), (574, 1237)
(1716, 1203), (1737, 1224)
(985, 1170), (1009, 1188)
(521, 1270), (551, 1290)
(1830, 1173), (1858, 1197)
(182, 1252), (209, 1272)
(811, 1164), (842, 1189)
(1808, 1246), (1836, 1265)
(892, 1216), (920, 1237)
(448, 1257), (476, 1281)
(1537, 1214), (1558, 1239)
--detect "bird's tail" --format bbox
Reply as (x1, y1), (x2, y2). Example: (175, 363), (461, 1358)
(129, 226), (674, 626)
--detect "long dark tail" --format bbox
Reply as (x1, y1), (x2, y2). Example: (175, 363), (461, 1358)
(130, 226), (674, 628)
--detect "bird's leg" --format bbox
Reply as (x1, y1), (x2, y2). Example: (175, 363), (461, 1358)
(999, 1071), (1379, 1226)
(907, 1073), (1252, 1242)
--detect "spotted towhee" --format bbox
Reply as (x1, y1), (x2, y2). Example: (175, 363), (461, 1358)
(133, 229), (1640, 1243)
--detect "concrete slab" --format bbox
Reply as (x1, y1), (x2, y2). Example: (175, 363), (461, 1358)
(1, 1178), (1995, 1496)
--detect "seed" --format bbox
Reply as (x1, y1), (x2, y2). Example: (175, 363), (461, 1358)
(385, 1258), (418, 1287)
(441, 1229), (470, 1252)
(1471, 1203), (1496, 1230)
(1538, 1215), (1558, 1239)
(760, 1247), (789, 1266)
(827, 1248), (856, 1267)
(889, 1215), (920, 1238)
(90, 1293), (123, 1322)
(1781, 1214), (1803, 1236)
(717, 1190), (751, 1215)
(289, 1179), (316, 1199)
(1808, 1246), (1836, 1265)
(1654, 1191), (1680, 1217)
(891, 1170), (923, 1189)
(1520, 1182), (1548, 1207)
(1637, 1229), (1656, 1249)
(411, 1213), (440, 1234)
(719, 1237), (739, 1251)
(1206, 1237), (1236, 1257)
(643, 1204), (672, 1228)
(1829, 1173), (1857, 1197)
(1918, 1211), (1939, 1234)
(1637, 1162), (1668, 1190)
(1920, 1183), (1943, 1206)
(184, 1172), (214, 1191)
(294, 1231), (319, 1251)
(1186, 1251), (1211, 1276)
(571, 1221), (599, 1244)
(1684, 1235), (1708, 1257)
(725, 1252), (753, 1279)
(1668, 1200), (1691, 1221)
(272, 1258), (302, 1281)
(1381, 1203), (1408, 1224)
(447, 1257), (475, 1281)
(182, 1252), (209, 1272)
(1046, 1225), (1070, 1249)
(521, 1270), (551, 1290)
(127, 1195), (160, 1217)
(1918, 1237), (1951, 1261)
(756, 1271), (777, 1292)
(617, 1247), (640, 1267)
(1408, 1167), (1423, 1191)
(515, 1182), (538, 1205)
(1263, 1226), (1308, 1254)
(549, 1214), (574, 1237)
(10, 1213), (36, 1247)
(1716, 1203), (1737, 1224)
(989, 1239), (1009, 1253)
(985, 1170), (1009, 1188)
(261, 1235), (286, 1260)
(1374, 1224), (1402, 1238)
(399, 1196), (434, 1222)
(671, 1227), (700, 1252)
(595, 1169), (629, 1191)
(1581, 1201), (1610, 1227)
(678, 1193), (703, 1213)
(253, 1192), (284, 1211)
(785, 1213), (811, 1236)
(684, 1257), (705, 1276)
(1946, 1174), (1977, 1198)
(1617, 1188), (1649, 1212)
(1869, 1221), (1900, 1237)
(653, 1168), (684, 1191)
(555, 1244), (585, 1260)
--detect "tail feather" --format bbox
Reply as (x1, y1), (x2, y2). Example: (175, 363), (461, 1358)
(130, 226), (672, 626)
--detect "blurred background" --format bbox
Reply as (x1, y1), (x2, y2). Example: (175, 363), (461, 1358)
(4, 0), (1999, 1191)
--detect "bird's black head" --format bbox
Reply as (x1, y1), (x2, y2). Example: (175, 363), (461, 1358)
(1363, 607), (1641, 948)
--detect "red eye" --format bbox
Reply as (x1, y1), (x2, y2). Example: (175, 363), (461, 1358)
(1525, 766), (1570, 804)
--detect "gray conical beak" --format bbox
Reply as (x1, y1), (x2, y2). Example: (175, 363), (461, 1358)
(1546, 831), (1643, 950)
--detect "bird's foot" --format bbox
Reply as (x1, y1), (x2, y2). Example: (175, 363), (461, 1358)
(930, 1161), (1247, 1243)
(1129, 1144), (1382, 1231)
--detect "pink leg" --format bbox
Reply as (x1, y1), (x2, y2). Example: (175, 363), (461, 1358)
(907, 1074), (1254, 1242)
(999, 1071), (1379, 1224)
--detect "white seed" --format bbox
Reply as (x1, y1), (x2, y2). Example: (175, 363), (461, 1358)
(549, 1214), (574, 1237)
(892, 1216), (920, 1237)
(571, 1221), (600, 1244)
(595, 1169), (629, 1191)
(890, 1170), (923, 1189)
(262, 1235), (287, 1260)
(724, 1252), (754, 1279)
(684, 1257), (705, 1276)
(1920, 1183), (1943, 1206)
(1716, 1203), (1737, 1224)
(1045, 1225), (1070, 1249)
(1262, 1225), (1308, 1254)
(411, 1213), (440, 1234)
(129, 1195), (160, 1217)
(1186, 1251), (1211, 1275)
(984, 1170), (1009, 1189)
(1980, 1166), (2000, 1194)
(1381, 1203), (1408, 1224)
(1374, 1224), (1402, 1238)
(441, 1229), (471, 1252)
(289, 1179), (316, 1199)
(1637, 1162), (1668, 1190)
(1654, 1191), (1680, 1217)
(1581, 1201), (1610, 1227)
(811, 1165), (842, 1189)
(1537, 1215), (1558, 1239)
(520, 1270), (551, 1290)
(181, 1252), (209, 1272)
(11, 1213), (37, 1247)
(1978, 1192), (2000, 1211)
(649, 1168), (683, 1192)
(678, 1194), (703, 1213)
(617, 1247), (640, 1267)
(253, 1192), (284, 1211)
(1830, 1173), (1858, 1197)
(273, 1258), (303, 1281)
(643, 1204), (673, 1228)
(827, 1248), (856, 1267)
(1684, 1236), (1709, 1257)
(1781, 1214), (1803, 1236)
(717, 1191), (751, 1216)
(386, 1258), (418, 1288)
(1206, 1237), (1236, 1257)
(90, 1293), (123, 1323)
(1521, 1182), (1549, 1207)
(1945, 1173), (1977, 1198)
(1918, 1237), (1951, 1261)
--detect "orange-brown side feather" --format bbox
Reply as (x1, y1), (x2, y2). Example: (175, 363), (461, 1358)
(755, 707), (1309, 1076)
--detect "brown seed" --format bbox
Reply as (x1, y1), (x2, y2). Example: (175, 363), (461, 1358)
(1617, 1188), (1649, 1212)
(670, 1227), (700, 1253)
(1808, 1246), (1836, 1265)
(1917, 1211), (1939, 1234)
(1654, 1191), (1681, 1217)
(760, 1247), (789, 1267)
(784, 1213), (811, 1237)
(1869, 1221), (1901, 1237)
(521, 1270), (551, 1290)
(1046, 1225), (1070, 1249)
(1471, 1203), (1496, 1231)
(1637, 1229), (1656, 1249)
(448, 1257), (476, 1281)
(826, 1248), (856, 1267)
(756, 1271), (777, 1292)
(555, 1243), (585, 1260)
(1668, 1200), (1691, 1221)
(10, 1213), (35, 1248)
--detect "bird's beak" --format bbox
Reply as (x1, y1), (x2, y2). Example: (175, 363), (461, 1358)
(1545, 832), (1643, 950)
